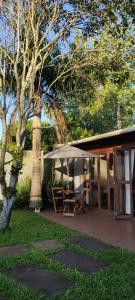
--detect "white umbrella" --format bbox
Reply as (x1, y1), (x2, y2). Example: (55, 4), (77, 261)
(43, 145), (96, 159)
(43, 145), (96, 189)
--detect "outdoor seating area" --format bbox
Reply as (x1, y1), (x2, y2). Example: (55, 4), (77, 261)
(52, 186), (90, 216)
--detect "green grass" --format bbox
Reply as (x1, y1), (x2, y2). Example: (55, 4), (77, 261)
(0, 210), (135, 300)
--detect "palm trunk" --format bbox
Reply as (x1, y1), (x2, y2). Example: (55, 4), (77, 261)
(29, 115), (42, 209)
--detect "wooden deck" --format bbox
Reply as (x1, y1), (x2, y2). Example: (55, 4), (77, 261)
(40, 208), (135, 253)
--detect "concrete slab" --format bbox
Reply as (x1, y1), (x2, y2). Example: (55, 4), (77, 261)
(0, 245), (28, 256)
(69, 235), (109, 252)
(6, 264), (73, 297)
(32, 240), (63, 250)
(50, 250), (106, 274)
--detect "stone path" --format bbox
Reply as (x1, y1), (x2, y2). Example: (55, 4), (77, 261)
(1, 239), (107, 297)
(32, 239), (63, 250)
(6, 264), (73, 297)
(50, 249), (106, 274)
(69, 235), (109, 252)
(0, 245), (28, 256)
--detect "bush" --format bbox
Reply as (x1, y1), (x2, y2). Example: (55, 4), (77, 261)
(53, 178), (68, 189)
(15, 177), (31, 208)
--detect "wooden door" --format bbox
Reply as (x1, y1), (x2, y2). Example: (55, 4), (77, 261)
(114, 149), (132, 218)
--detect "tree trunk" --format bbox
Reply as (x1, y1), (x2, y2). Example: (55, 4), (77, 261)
(0, 171), (18, 231)
(116, 102), (122, 130)
(0, 196), (15, 230)
(49, 106), (68, 144)
(29, 115), (42, 209)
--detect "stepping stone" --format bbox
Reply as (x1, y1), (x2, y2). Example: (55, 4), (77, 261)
(6, 264), (73, 297)
(32, 240), (63, 250)
(69, 236), (109, 252)
(50, 250), (106, 274)
(0, 245), (27, 256)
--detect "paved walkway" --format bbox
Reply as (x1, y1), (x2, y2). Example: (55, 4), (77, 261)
(40, 208), (135, 253)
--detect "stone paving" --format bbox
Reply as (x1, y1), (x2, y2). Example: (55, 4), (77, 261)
(32, 239), (63, 250)
(69, 235), (109, 252)
(50, 249), (106, 274)
(1, 240), (107, 296)
(0, 245), (28, 256)
(6, 264), (73, 297)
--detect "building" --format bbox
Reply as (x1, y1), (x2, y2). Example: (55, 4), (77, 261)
(67, 126), (135, 219)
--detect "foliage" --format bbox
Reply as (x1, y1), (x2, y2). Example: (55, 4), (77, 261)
(61, 27), (135, 138)
(53, 178), (68, 189)
(10, 121), (57, 151)
(2, 187), (16, 198)
(14, 177), (31, 208)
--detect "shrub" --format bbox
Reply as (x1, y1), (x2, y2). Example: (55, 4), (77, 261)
(15, 176), (31, 208)
(53, 178), (68, 189)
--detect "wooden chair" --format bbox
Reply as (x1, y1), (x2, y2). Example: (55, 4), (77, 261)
(63, 190), (78, 216)
(77, 188), (91, 214)
(52, 187), (65, 213)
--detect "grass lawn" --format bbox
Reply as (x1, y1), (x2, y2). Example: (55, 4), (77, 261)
(0, 210), (135, 300)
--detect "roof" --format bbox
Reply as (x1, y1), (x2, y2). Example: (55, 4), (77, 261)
(68, 126), (135, 147)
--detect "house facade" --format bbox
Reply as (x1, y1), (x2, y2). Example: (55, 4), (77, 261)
(68, 126), (135, 219)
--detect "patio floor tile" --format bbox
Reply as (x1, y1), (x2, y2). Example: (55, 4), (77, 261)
(40, 208), (135, 252)
(32, 239), (63, 250)
(0, 245), (28, 256)
(50, 250), (106, 274)
(6, 264), (73, 297)
(69, 235), (109, 252)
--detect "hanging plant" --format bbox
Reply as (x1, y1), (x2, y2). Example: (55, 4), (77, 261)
(2, 186), (16, 198)
(0, 167), (6, 184)
(10, 163), (23, 176)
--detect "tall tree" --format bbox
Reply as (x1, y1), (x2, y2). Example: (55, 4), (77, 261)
(56, 25), (135, 138)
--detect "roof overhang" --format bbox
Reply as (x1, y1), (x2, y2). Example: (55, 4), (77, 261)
(67, 126), (135, 147)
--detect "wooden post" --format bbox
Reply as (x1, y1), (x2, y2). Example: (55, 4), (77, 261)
(97, 155), (101, 209)
(107, 153), (111, 210)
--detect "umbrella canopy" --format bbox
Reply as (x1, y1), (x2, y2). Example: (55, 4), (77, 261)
(43, 145), (96, 159)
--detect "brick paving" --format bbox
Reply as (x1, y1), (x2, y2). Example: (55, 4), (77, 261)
(40, 208), (135, 252)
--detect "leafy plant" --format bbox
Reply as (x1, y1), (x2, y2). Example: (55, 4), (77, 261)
(14, 177), (31, 208)
(52, 178), (68, 189)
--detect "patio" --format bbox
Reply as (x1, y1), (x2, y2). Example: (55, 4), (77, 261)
(40, 208), (135, 253)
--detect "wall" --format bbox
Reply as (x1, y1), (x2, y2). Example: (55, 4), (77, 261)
(0, 150), (36, 201)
